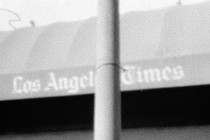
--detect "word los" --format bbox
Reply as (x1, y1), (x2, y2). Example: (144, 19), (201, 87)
(13, 76), (41, 94)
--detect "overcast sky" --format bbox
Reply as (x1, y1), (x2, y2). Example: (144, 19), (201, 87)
(0, 0), (208, 31)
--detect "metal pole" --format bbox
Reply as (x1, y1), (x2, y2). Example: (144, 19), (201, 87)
(94, 0), (121, 140)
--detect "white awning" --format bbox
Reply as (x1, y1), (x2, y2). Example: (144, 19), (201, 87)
(1, 1), (210, 100)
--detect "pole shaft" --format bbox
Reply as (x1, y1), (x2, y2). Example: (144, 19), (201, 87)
(94, 0), (121, 140)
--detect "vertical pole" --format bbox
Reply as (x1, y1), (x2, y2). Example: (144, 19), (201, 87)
(94, 0), (121, 140)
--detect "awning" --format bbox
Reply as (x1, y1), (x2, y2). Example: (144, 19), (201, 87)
(1, 1), (210, 100)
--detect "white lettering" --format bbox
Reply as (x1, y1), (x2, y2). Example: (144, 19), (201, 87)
(13, 76), (23, 94)
(32, 80), (41, 92)
(13, 76), (41, 94)
(68, 77), (79, 93)
(143, 69), (161, 82)
(137, 67), (144, 83)
(44, 72), (59, 91)
(162, 67), (172, 81)
(172, 65), (184, 80)
(12, 65), (184, 96)
(121, 66), (136, 85)
(58, 77), (69, 90)
(80, 75), (89, 89)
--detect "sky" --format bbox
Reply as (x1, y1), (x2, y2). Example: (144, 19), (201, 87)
(0, 0), (209, 31)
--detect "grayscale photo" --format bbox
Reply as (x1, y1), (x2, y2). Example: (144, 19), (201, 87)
(0, 0), (210, 139)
